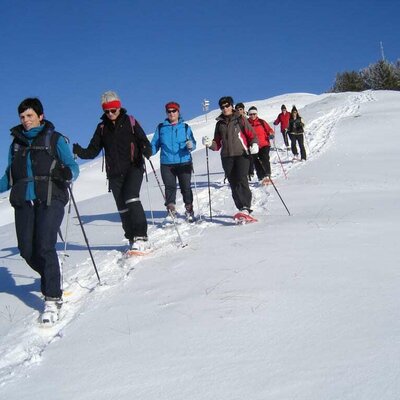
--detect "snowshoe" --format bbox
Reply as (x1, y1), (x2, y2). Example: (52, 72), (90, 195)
(233, 209), (258, 224)
(126, 237), (152, 256)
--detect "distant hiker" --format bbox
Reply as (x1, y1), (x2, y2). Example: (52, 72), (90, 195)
(72, 91), (152, 252)
(273, 104), (291, 149)
(235, 102), (246, 116)
(287, 105), (306, 161)
(151, 101), (197, 222)
(247, 106), (274, 185)
(0, 98), (79, 324)
(202, 96), (258, 216)
(235, 102), (255, 181)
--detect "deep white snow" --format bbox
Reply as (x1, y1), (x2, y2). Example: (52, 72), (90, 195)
(0, 90), (399, 399)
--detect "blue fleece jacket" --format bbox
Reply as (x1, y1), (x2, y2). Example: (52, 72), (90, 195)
(151, 118), (196, 165)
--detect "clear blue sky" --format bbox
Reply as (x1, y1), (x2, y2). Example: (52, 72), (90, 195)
(0, 0), (398, 173)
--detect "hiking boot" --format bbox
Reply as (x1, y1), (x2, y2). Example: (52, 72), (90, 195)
(166, 203), (177, 218)
(41, 297), (62, 325)
(184, 204), (196, 222)
(130, 236), (151, 252)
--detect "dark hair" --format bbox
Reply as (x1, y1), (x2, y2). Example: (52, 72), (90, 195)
(218, 96), (234, 107)
(291, 105), (300, 117)
(235, 102), (245, 110)
(18, 98), (44, 116)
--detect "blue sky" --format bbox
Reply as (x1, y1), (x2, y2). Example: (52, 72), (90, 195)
(0, 0), (399, 173)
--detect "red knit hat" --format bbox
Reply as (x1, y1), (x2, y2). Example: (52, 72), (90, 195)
(165, 101), (180, 111)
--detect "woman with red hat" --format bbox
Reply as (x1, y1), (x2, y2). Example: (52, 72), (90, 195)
(151, 101), (197, 222)
(73, 91), (152, 253)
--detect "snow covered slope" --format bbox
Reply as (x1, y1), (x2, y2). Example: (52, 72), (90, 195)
(0, 90), (399, 399)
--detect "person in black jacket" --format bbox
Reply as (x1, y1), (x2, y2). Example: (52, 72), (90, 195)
(287, 105), (307, 161)
(73, 91), (152, 252)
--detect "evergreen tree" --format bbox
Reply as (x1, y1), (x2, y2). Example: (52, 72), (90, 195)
(361, 60), (400, 90)
(330, 71), (365, 92)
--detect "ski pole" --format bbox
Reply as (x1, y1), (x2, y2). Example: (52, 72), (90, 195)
(67, 185), (101, 283)
(143, 159), (155, 225)
(273, 138), (288, 179)
(188, 150), (202, 221)
(269, 176), (291, 216)
(147, 159), (187, 248)
(257, 155), (291, 216)
(205, 146), (213, 221)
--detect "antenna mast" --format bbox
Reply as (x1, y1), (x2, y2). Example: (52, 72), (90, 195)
(380, 41), (385, 61)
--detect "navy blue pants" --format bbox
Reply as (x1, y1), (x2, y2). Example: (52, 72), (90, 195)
(15, 199), (65, 298)
(161, 163), (193, 207)
(221, 155), (252, 211)
(109, 165), (147, 240)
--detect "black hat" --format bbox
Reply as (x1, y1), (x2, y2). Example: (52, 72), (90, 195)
(235, 102), (245, 110)
(218, 96), (234, 107)
(281, 104), (287, 110)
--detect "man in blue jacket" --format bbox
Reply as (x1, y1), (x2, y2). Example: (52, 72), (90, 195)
(0, 98), (79, 325)
(151, 101), (197, 221)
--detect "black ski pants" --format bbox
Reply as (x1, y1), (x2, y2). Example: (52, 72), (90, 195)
(15, 199), (65, 298)
(221, 155), (252, 211)
(109, 165), (147, 240)
(253, 146), (271, 180)
(160, 163), (193, 208)
(289, 133), (307, 160)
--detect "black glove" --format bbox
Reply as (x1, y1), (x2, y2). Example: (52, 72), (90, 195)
(51, 164), (73, 182)
(72, 143), (82, 156)
(142, 145), (152, 160)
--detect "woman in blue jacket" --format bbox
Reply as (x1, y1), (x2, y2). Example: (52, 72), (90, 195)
(151, 101), (196, 221)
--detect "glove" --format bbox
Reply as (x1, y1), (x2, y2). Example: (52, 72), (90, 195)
(51, 164), (72, 182)
(186, 140), (193, 150)
(249, 143), (259, 155)
(72, 143), (82, 156)
(270, 134), (275, 140)
(202, 136), (212, 147)
(142, 145), (152, 159)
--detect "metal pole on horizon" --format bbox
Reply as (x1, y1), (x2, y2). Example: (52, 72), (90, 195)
(202, 99), (210, 122)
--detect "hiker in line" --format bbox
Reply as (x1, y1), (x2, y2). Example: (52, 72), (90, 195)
(202, 96), (258, 216)
(247, 106), (274, 185)
(73, 91), (152, 252)
(151, 101), (197, 222)
(287, 105), (307, 161)
(0, 97), (79, 324)
(273, 104), (291, 149)
(235, 102), (255, 181)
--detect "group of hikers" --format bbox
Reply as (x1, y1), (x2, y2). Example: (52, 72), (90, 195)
(0, 92), (306, 324)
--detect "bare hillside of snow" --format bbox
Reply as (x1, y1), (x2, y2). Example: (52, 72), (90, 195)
(0, 90), (399, 400)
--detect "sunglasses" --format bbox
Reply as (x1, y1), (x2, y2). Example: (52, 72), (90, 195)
(220, 104), (231, 110)
(248, 113), (257, 116)
(104, 109), (118, 115)
(167, 109), (178, 114)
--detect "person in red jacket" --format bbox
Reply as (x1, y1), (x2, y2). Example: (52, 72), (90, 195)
(273, 104), (291, 149)
(247, 106), (274, 184)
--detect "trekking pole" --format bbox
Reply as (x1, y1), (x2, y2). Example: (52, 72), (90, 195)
(147, 159), (187, 248)
(269, 177), (291, 216)
(273, 138), (288, 179)
(257, 156), (291, 216)
(205, 146), (213, 221)
(188, 150), (202, 221)
(143, 159), (155, 225)
(67, 185), (101, 283)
